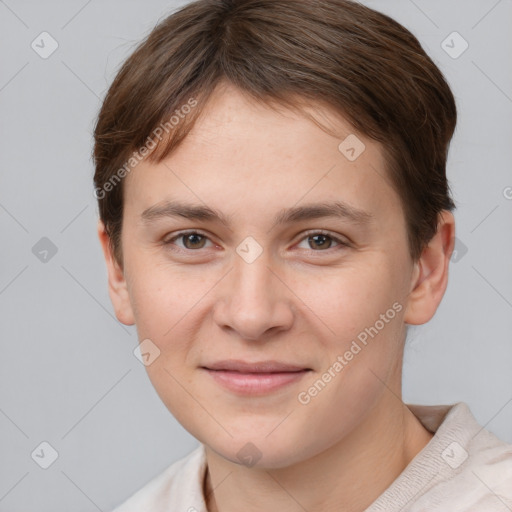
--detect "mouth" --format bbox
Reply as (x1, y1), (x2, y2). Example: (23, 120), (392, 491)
(201, 360), (312, 395)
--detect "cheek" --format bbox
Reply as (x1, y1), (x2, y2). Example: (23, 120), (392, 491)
(304, 262), (407, 393)
(126, 257), (209, 334)
(299, 260), (401, 335)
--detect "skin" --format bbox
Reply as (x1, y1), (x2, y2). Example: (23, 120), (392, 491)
(98, 80), (455, 511)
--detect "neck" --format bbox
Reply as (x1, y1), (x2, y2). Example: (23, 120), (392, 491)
(203, 395), (433, 512)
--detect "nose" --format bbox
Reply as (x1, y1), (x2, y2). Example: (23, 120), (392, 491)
(212, 250), (294, 341)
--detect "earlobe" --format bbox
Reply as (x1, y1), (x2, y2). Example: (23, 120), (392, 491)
(97, 219), (135, 326)
(403, 211), (456, 325)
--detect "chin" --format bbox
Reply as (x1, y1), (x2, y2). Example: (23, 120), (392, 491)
(205, 433), (311, 470)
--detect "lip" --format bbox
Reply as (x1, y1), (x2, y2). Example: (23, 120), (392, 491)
(201, 360), (312, 395)
(203, 359), (310, 373)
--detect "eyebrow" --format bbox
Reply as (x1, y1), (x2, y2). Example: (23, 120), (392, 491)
(140, 199), (373, 227)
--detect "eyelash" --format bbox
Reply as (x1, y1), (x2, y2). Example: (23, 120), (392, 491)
(162, 229), (349, 253)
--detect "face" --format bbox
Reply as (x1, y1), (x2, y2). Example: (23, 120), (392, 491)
(100, 81), (447, 469)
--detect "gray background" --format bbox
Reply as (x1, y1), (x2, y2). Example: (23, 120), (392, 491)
(0, 0), (511, 510)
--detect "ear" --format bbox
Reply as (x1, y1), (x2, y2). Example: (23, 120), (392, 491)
(403, 210), (455, 325)
(97, 219), (135, 326)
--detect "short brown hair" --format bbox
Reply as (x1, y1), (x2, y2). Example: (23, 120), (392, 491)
(93, 0), (457, 266)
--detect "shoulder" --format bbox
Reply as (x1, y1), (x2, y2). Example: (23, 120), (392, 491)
(110, 444), (207, 512)
(368, 402), (512, 511)
(435, 407), (512, 511)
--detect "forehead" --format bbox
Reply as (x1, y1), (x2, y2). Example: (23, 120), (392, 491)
(123, 83), (401, 226)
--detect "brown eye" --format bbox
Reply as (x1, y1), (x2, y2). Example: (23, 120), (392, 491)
(181, 233), (207, 249)
(296, 231), (348, 252)
(164, 231), (213, 251)
(308, 234), (334, 250)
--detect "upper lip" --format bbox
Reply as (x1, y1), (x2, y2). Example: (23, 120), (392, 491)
(203, 360), (310, 373)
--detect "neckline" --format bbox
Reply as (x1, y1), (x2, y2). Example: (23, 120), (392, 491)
(195, 402), (476, 512)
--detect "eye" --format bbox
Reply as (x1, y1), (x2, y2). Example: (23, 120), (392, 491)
(296, 231), (348, 251)
(162, 229), (349, 254)
(163, 231), (215, 250)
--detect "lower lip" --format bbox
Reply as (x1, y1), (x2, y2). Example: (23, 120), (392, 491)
(203, 369), (310, 395)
